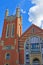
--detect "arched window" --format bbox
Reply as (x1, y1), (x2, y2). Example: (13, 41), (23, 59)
(24, 39), (30, 65)
(30, 36), (39, 43)
(41, 40), (43, 48)
(26, 43), (29, 50)
(41, 40), (43, 60)
(32, 58), (40, 65)
(5, 64), (9, 65)
(6, 53), (10, 60)
(30, 36), (40, 53)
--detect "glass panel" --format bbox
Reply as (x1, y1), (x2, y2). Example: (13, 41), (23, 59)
(31, 43), (39, 49)
(42, 54), (43, 58)
(26, 46), (29, 49)
(6, 53), (10, 60)
(41, 43), (43, 48)
(30, 36), (39, 43)
(25, 40), (30, 64)
(26, 43), (29, 49)
(26, 54), (29, 57)
(31, 43), (40, 53)
(32, 59), (40, 65)
(6, 46), (11, 50)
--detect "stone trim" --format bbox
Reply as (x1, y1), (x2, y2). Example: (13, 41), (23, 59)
(5, 15), (16, 21)
(4, 63), (9, 65)
(16, 60), (19, 64)
(5, 52), (10, 60)
(2, 46), (15, 50)
(0, 40), (4, 46)
(19, 48), (24, 50)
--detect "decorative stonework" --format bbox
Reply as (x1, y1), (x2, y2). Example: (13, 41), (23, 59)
(2, 46), (15, 50)
(0, 40), (4, 46)
(16, 60), (19, 64)
(5, 15), (16, 21)
(16, 49), (19, 52)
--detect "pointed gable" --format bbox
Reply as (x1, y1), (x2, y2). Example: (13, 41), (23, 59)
(19, 24), (43, 48)
(20, 24), (43, 39)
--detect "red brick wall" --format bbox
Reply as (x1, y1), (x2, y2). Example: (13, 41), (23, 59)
(19, 24), (43, 64)
(1, 17), (21, 65)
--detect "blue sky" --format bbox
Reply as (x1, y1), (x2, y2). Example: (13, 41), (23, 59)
(0, 0), (35, 37)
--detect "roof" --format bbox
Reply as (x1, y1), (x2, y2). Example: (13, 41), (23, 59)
(19, 24), (43, 40)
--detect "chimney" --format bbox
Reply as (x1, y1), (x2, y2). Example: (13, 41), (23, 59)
(16, 8), (20, 17)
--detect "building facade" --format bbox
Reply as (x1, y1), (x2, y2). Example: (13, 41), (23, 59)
(0, 8), (43, 65)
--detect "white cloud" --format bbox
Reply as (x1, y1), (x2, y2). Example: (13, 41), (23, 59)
(21, 9), (26, 14)
(28, 0), (43, 29)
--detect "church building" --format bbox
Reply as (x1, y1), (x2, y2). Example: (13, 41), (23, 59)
(0, 8), (43, 65)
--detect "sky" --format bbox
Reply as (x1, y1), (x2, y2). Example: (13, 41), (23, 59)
(0, 0), (43, 37)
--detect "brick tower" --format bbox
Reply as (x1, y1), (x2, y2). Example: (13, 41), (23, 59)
(0, 7), (43, 65)
(1, 8), (22, 65)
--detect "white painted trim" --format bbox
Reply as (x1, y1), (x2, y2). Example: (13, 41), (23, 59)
(24, 35), (43, 65)
(24, 37), (30, 65)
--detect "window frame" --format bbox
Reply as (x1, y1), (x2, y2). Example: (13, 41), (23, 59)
(5, 53), (10, 60)
(11, 24), (15, 37)
(6, 24), (10, 38)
